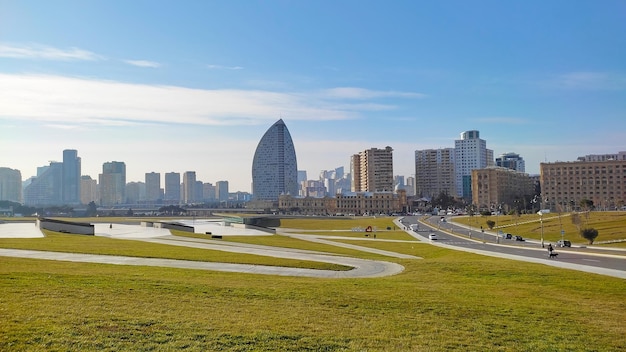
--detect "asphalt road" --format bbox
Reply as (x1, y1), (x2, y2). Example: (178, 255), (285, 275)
(397, 216), (626, 279)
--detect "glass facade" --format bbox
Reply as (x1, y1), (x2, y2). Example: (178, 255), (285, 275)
(252, 119), (298, 201)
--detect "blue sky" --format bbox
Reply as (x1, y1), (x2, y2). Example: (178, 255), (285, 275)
(1, 0), (625, 192)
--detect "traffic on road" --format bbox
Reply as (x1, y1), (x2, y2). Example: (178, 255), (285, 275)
(398, 215), (626, 278)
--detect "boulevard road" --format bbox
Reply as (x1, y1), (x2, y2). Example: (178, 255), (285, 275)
(398, 216), (626, 279)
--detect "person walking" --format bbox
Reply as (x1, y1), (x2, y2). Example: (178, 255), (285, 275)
(547, 243), (554, 256)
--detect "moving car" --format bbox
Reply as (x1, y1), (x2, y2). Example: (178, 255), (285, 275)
(513, 235), (525, 241)
(556, 240), (571, 247)
(428, 233), (437, 240)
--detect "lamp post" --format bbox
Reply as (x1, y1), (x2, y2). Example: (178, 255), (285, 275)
(538, 210), (544, 248)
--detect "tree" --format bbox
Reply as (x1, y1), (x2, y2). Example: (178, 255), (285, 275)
(486, 220), (496, 230)
(432, 191), (455, 210)
(158, 205), (186, 215)
(570, 212), (582, 232)
(85, 201), (98, 217)
(580, 228), (599, 245)
(580, 199), (594, 212)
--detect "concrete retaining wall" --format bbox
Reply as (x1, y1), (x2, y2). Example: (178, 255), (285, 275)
(231, 223), (276, 234)
(38, 218), (94, 235)
(154, 222), (195, 233)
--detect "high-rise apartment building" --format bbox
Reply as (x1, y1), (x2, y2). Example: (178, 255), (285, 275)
(125, 181), (145, 204)
(80, 175), (98, 204)
(252, 119), (298, 201)
(454, 130), (493, 199)
(414, 148), (456, 199)
(297, 170), (308, 184)
(62, 149), (81, 204)
(0, 167), (22, 203)
(182, 171), (196, 204)
(194, 181), (204, 202)
(216, 180), (229, 202)
(406, 176), (415, 197)
(351, 146), (394, 193)
(496, 152), (525, 173)
(145, 172), (161, 202)
(203, 182), (216, 202)
(24, 162), (63, 206)
(394, 175), (405, 191)
(164, 172), (180, 203)
(99, 161), (126, 206)
(540, 158), (626, 211)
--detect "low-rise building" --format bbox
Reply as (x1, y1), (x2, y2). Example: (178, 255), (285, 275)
(472, 167), (535, 211)
(279, 190), (407, 215)
(540, 158), (626, 211)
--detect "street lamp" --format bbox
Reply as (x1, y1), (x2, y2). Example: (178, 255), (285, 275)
(537, 210), (544, 248)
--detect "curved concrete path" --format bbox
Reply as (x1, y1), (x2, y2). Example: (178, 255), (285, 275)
(0, 247), (403, 278)
(0, 223), (407, 278)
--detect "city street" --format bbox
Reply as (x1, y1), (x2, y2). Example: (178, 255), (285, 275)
(398, 216), (626, 279)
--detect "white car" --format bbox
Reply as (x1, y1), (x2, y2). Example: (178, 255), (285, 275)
(428, 233), (437, 240)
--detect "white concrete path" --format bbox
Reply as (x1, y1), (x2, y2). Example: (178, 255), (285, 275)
(0, 222), (406, 278)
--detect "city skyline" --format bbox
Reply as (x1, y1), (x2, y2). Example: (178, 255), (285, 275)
(1, 1), (625, 192)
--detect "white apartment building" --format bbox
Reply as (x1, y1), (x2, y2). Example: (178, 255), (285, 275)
(454, 130), (493, 199)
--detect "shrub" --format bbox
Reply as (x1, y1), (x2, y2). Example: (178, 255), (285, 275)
(580, 228), (599, 244)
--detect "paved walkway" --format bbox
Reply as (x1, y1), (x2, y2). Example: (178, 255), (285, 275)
(3, 219), (623, 279)
(0, 222), (405, 278)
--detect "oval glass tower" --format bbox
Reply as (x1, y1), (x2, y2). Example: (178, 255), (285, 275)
(252, 119), (298, 201)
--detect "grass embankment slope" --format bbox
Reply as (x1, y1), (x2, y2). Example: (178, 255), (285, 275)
(452, 211), (626, 245)
(1, 217), (625, 351)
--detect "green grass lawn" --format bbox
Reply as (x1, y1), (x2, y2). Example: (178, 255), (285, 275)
(0, 231), (349, 271)
(451, 211), (626, 244)
(1, 217), (625, 351)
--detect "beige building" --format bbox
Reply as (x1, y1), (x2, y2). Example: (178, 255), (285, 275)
(414, 148), (456, 199)
(278, 195), (337, 215)
(80, 175), (98, 204)
(540, 159), (626, 211)
(472, 167), (535, 210)
(99, 161), (126, 206)
(351, 146), (394, 192)
(279, 190), (407, 216)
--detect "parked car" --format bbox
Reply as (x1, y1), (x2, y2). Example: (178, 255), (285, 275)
(428, 233), (437, 240)
(513, 235), (525, 241)
(557, 240), (571, 247)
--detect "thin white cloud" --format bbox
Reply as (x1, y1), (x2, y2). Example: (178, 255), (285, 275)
(0, 73), (395, 127)
(0, 43), (103, 61)
(42, 124), (81, 130)
(207, 64), (244, 70)
(548, 71), (626, 90)
(124, 60), (161, 68)
(323, 87), (427, 99)
(473, 117), (528, 124)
